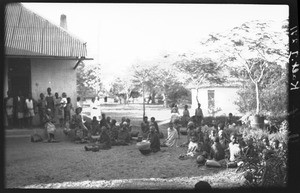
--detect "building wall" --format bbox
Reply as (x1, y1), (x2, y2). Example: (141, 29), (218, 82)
(31, 58), (77, 125)
(191, 87), (241, 117)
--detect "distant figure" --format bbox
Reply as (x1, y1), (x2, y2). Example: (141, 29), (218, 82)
(90, 97), (100, 120)
(226, 113), (234, 127)
(181, 104), (190, 127)
(195, 103), (203, 127)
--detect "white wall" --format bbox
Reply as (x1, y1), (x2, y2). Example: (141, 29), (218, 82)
(31, 58), (77, 125)
(191, 87), (241, 117)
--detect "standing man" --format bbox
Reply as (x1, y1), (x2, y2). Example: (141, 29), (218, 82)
(45, 87), (55, 117)
(195, 103), (203, 127)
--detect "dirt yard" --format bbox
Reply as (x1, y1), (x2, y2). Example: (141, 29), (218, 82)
(5, 104), (245, 189)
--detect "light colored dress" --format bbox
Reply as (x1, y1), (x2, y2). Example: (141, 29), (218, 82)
(25, 99), (35, 117)
(229, 142), (241, 162)
(165, 127), (178, 147)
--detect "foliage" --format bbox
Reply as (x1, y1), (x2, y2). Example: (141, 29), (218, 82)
(132, 63), (190, 106)
(233, 126), (288, 187)
(76, 63), (103, 97)
(109, 76), (135, 104)
(203, 20), (288, 114)
(233, 63), (288, 116)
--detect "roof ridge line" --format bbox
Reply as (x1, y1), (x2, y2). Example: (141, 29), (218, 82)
(19, 3), (87, 45)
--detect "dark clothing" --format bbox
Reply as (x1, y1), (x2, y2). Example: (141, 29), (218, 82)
(90, 121), (101, 135)
(210, 142), (225, 161)
(98, 131), (111, 149)
(45, 94), (55, 113)
(100, 118), (108, 128)
(150, 121), (160, 133)
(117, 129), (130, 144)
(147, 132), (161, 152)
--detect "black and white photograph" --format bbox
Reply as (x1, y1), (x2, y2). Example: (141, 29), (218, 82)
(3, 0), (298, 189)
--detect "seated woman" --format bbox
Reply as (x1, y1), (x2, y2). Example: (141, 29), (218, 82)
(70, 107), (88, 143)
(85, 126), (111, 151)
(44, 108), (57, 142)
(113, 123), (131, 146)
(147, 125), (161, 153)
(161, 122), (178, 148)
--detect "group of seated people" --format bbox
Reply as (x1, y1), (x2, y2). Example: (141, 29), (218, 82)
(177, 120), (286, 168)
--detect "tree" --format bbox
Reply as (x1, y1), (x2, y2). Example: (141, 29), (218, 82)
(109, 76), (135, 104)
(233, 63), (288, 116)
(76, 63), (103, 97)
(203, 20), (288, 115)
(173, 57), (226, 104)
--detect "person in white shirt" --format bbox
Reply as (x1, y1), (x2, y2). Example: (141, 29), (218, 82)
(25, 93), (36, 128)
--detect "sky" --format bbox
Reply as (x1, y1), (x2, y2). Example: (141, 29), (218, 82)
(22, 3), (288, 86)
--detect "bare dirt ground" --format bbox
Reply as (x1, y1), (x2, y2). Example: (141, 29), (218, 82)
(5, 104), (245, 189)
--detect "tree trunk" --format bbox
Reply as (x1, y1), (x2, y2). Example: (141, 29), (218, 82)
(163, 93), (168, 108)
(255, 82), (260, 114)
(151, 91), (156, 104)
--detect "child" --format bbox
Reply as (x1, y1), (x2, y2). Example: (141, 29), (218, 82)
(209, 136), (225, 161)
(90, 116), (101, 136)
(25, 93), (36, 129)
(15, 91), (25, 129)
(64, 97), (73, 126)
(44, 108), (57, 142)
(5, 90), (14, 129)
(37, 93), (47, 127)
(228, 134), (241, 163)
(147, 125), (161, 153)
(179, 135), (200, 160)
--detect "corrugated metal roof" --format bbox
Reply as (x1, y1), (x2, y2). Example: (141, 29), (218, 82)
(5, 3), (87, 58)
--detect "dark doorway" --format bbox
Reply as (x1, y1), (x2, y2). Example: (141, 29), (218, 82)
(7, 58), (31, 127)
(7, 58), (31, 98)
